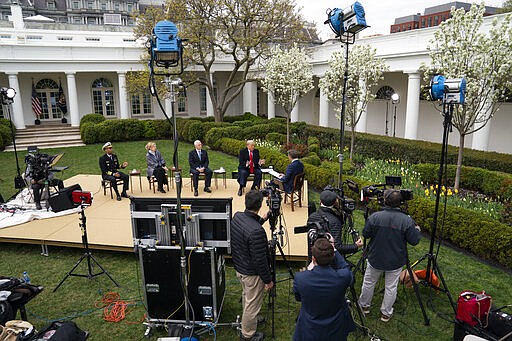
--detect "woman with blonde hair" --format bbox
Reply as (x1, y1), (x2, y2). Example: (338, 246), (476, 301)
(145, 142), (168, 193)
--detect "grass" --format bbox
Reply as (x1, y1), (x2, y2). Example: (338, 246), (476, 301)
(1, 141), (511, 339)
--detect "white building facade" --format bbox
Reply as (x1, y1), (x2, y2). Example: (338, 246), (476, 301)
(1, 5), (511, 154)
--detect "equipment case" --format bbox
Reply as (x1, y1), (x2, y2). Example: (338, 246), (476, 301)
(139, 245), (225, 324)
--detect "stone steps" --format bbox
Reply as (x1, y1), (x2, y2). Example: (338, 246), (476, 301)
(3, 125), (85, 152)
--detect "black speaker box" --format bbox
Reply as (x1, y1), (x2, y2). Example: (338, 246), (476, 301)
(139, 246), (225, 324)
(49, 184), (81, 213)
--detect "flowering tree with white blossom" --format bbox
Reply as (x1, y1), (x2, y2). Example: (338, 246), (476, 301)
(320, 44), (388, 160)
(422, 3), (512, 189)
(262, 45), (314, 144)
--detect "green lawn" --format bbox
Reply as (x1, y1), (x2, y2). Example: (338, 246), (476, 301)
(1, 141), (511, 340)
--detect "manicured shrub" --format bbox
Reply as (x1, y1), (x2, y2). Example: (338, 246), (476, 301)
(205, 127), (243, 149)
(0, 124), (13, 148)
(302, 153), (321, 166)
(154, 119), (173, 139)
(142, 120), (157, 139)
(80, 123), (100, 144)
(80, 113), (105, 125)
(242, 122), (286, 140)
(265, 133), (286, 145)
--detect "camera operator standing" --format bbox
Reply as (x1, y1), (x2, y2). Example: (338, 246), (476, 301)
(358, 189), (421, 322)
(307, 190), (363, 256)
(231, 190), (273, 341)
(293, 238), (356, 341)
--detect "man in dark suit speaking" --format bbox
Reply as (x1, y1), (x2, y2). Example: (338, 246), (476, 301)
(188, 140), (213, 197)
(275, 149), (304, 193)
(293, 238), (356, 341)
(237, 140), (265, 196)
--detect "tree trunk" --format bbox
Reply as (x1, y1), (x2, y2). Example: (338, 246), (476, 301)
(286, 111), (290, 144)
(455, 134), (465, 190)
(350, 126), (355, 161)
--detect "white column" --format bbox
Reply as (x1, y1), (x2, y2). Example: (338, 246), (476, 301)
(243, 81), (257, 115)
(356, 78), (367, 132)
(7, 73), (25, 129)
(319, 89), (329, 127)
(65, 72), (80, 127)
(471, 100), (493, 151)
(267, 91), (275, 119)
(404, 72), (421, 139)
(117, 72), (129, 119)
(291, 100), (299, 123)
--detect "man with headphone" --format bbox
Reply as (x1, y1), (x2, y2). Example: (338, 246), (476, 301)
(358, 189), (421, 322)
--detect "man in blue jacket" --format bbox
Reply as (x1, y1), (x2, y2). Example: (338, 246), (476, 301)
(358, 189), (422, 322)
(293, 237), (356, 341)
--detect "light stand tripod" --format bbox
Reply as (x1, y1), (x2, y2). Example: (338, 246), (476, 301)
(267, 202), (294, 339)
(53, 203), (119, 291)
(1, 90), (26, 192)
(410, 102), (457, 314)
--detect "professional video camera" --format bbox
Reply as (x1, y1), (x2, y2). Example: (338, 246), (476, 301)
(323, 183), (357, 214)
(260, 181), (282, 213)
(294, 219), (332, 244)
(25, 152), (54, 179)
(360, 175), (413, 206)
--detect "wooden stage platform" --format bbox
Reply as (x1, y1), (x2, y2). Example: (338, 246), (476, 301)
(0, 174), (310, 259)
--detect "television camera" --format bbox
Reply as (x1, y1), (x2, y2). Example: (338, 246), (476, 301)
(360, 175), (413, 207)
(260, 181), (282, 230)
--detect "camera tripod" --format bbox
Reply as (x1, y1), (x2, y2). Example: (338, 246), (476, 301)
(267, 211), (294, 339)
(53, 203), (119, 292)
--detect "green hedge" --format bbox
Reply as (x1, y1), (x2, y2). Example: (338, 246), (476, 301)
(413, 163), (512, 202)
(408, 197), (512, 268)
(80, 113), (105, 125)
(0, 124), (13, 150)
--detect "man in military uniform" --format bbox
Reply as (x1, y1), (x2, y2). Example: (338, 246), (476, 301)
(99, 142), (129, 201)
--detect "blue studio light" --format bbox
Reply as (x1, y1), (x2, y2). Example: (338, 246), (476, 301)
(429, 75), (467, 104)
(152, 20), (182, 67)
(325, 2), (367, 37)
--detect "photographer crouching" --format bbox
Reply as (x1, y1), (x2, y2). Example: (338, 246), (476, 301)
(293, 237), (356, 340)
(358, 189), (422, 322)
(307, 190), (363, 258)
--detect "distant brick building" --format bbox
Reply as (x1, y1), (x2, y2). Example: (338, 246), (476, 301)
(390, 1), (498, 34)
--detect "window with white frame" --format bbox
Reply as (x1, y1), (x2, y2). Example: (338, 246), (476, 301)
(131, 93), (152, 115)
(91, 78), (116, 117)
(200, 86), (207, 112)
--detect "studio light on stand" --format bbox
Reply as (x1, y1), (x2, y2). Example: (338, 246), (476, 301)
(324, 1), (367, 191)
(1, 87), (25, 191)
(148, 20), (196, 339)
(323, 2), (369, 329)
(391, 93), (400, 137)
(409, 75), (465, 318)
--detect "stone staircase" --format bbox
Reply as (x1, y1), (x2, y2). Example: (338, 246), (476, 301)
(3, 125), (85, 152)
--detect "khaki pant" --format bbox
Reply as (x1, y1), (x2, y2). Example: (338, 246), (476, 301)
(236, 272), (265, 339)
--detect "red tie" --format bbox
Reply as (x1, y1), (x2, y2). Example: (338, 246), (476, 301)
(249, 151), (254, 173)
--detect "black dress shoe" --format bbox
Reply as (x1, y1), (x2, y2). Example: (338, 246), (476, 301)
(204, 187), (212, 193)
(237, 188), (243, 196)
(116, 195), (122, 201)
(158, 188), (166, 193)
(35, 203), (42, 210)
(194, 189), (199, 197)
(121, 192), (129, 198)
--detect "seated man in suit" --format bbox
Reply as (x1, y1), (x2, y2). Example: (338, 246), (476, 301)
(188, 140), (213, 197)
(274, 149), (304, 193)
(237, 140), (265, 196)
(293, 238), (356, 341)
(99, 142), (129, 201)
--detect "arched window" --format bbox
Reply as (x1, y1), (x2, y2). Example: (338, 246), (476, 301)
(376, 86), (396, 100)
(91, 78), (116, 117)
(35, 78), (61, 120)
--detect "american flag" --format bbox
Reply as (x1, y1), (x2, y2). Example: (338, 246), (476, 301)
(32, 83), (42, 118)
